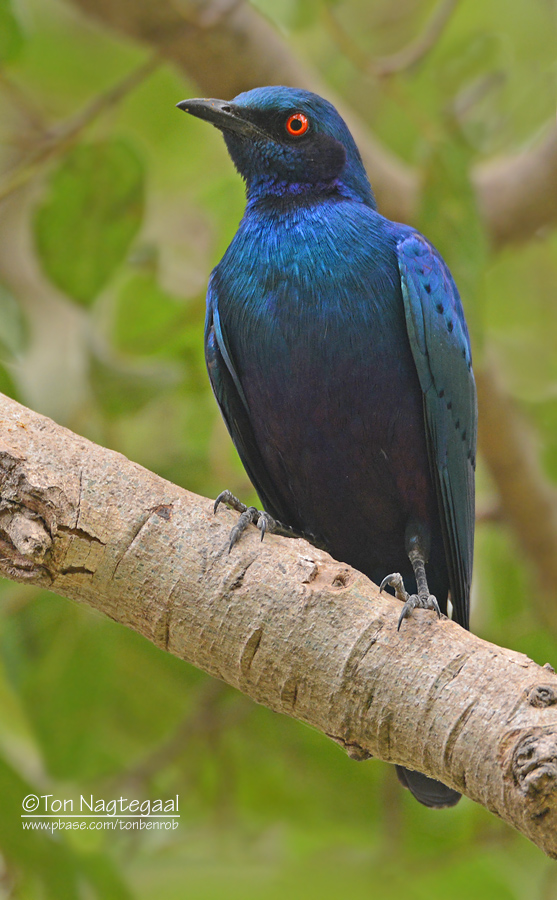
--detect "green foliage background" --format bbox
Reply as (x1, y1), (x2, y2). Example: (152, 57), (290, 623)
(0, 0), (556, 896)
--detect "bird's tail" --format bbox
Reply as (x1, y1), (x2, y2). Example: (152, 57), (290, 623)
(395, 765), (461, 808)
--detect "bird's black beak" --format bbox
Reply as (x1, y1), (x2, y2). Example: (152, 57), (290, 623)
(177, 98), (265, 139)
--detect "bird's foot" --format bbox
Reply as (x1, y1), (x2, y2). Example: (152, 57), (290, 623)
(214, 490), (298, 551)
(396, 592), (441, 632)
(214, 490), (275, 550)
(379, 572), (441, 631)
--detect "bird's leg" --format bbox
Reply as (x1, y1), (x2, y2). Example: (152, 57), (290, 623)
(402, 545), (441, 626)
(214, 490), (303, 552)
(379, 525), (441, 631)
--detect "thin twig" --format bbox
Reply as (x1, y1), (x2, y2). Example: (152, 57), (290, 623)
(321, 5), (441, 143)
(0, 70), (47, 133)
(0, 52), (161, 204)
(322, 0), (459, 79)
(372, 0), (460, 76)
(321, 5), (369, 73)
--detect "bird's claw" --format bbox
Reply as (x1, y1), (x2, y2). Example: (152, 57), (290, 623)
(227, 506), (258, 551)
(379, 572), (408, 603)
(214, 489), (246, 516)
(214, 489), (278, 551)
(257, 512), (276, 541)
(397, 592), (441, 631)
(380, 571), (441, 630)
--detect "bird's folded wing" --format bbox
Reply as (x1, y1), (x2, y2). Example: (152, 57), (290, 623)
(205, 277), (294, 526)
(397, 233), (477, 629)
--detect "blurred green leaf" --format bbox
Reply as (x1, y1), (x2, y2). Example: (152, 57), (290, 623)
(436, 32), (505, 100)
(1, 593), (203, 780)
(0, 752), (132, 899)
(290, 0), (322, 29)
(89, 347), (181, 418)
(34, 140), (145, 306)
(0, 0), (25, 63)
(0, 756), (80, 899)
(78, 853), (134, 900)
(113, 270), (190, 357)
(248, 0), (321, 30)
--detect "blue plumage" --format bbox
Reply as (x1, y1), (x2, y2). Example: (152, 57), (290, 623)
(178, 87), (477, 808)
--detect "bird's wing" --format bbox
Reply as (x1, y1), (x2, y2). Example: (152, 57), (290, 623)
(205, 275), (294, 526)
(397, 233), (477, 629)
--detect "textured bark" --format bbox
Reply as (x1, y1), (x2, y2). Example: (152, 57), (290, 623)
(65, 0), (557, 245)
(0, 392), (556, 856)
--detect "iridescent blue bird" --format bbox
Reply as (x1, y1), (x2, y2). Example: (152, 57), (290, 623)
(177, 87), (477, 808)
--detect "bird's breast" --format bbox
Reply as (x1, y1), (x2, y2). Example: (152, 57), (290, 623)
(212, 200), (437, 574)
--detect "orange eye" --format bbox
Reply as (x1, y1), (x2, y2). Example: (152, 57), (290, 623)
(286, 113), (309, 137)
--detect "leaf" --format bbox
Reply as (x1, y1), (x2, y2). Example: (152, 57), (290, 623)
(0, 752), (134, 898)
(247, 0), (320, 30)
(89, 348), (181, 418)
(113, 270), (190, 357)
(0, 757), (80, 899)
(436, 32), (505, 102)
(0, 0), (25, 63)
(34, 140), (145, 306)
(1, 593), (203, 780)
(77, 853), (134, 900)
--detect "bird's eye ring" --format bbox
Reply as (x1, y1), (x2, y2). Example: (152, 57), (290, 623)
(285, 113), (309, 137)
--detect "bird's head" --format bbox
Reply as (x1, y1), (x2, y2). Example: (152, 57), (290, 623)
(177, 86), (375, 207)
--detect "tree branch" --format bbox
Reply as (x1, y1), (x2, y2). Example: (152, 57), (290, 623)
(474, 126), (557, 249)
(0, 391), (556, 856)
